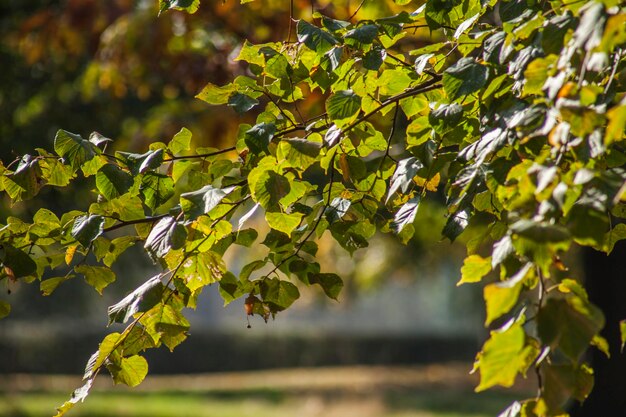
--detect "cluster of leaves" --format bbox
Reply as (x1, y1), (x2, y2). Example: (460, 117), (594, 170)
(1, 0), (626, 415)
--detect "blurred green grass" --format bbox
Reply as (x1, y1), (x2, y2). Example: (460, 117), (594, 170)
(0, 366), (531, 417)
(0, 389), (523, 417)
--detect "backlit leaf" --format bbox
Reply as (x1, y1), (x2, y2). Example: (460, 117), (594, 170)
(475, 321), (534, 391)
(483, 264), (532, 325)
(265, 211), (304, 236)
(326, 90), (361, 125)
(159, 0), (199, 14)
(109, 355), (149, 387)
(458, 254), (491, 285)
(0, 301), (10, 319)
(96, 164), (133, 201)
(75, 265), (116, 295)
(54, 130), (97, 170)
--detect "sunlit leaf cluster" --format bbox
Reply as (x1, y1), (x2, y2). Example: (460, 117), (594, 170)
(1, 0), (625, 415)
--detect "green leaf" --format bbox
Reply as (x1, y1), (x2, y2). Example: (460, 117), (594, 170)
(219, 272), (247, 305)
(378, 69), (412, 96)
(510, 219), (571, 243)
(75, 265), (116, 295)
(169, 127), (192, 154)
(142, 304), (190, 351)
(492, 235), (515, 268)
(117, 149), (164, 175)
(144, 217), (187, 261)
(441, 208), (470, 242)
(90, 194), (145, 222)
(344, 24), (379, 44)
(245, 123), (276, 155)
(0, 244), (37, 278)
(325, 46), (343, 71)
(39, 155), (75, 187)
(96, 164), (133, 201)
(326, 197), (351, 224)
(429, 103), (463, 133)
(265, 211), (304, 236)
(458, 254), (491, 285)
(108, 276), (165, 324)
(2, 155), (43, 201)
(40, 276), (73, 296)
(483, 263), (532, 325)
(140, 173), (175, 212)
(180, 185), (234, 220)
(277, 138), (323, 170)
(71, 215), (105, 248)
(392, 196), (421, 234)
(621, 320), (626, 352)
(363, 46), (385, 71)
(159, 0), (199, 14)
(109, 355), (149, 387)
(250, 170), (291, 211)
(102, 236), (137, 267)
(53, 379), (93, 417)
(89, 132), (112, 148)
(538, 296), (605, 362)
(326, 90), (361, 125)
(454, 13), (479, 39)
(195, 83), (235, 105)
(297, 20), (338, 53)
(425, 0), (462, 30)
(591, 334), (610, 358)
(0, 300), (10, 319)
(606, 103), (626, 145)
(543, 363), (594, 410)
(179, 251), (225, 292)
(228, 92), (259, 114)
(320, 15), (351, 32)
(387, 157), (422, 202)
(54, 130), (97, 170)
(260, 277), (300, 311)
(443, 58), (488, 101)
(33, 208), (61, 230)
(235, 229), (258, 246)
(475, 321), (534, 391)
(308, 272), (343, 300)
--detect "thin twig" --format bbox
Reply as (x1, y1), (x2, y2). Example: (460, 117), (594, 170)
(287, 0), (294, 43)
(162, 147), (237, 162)
(103, 214), (169, 233)
(342, 79), (442, 134)
(348, 0), (366, 20)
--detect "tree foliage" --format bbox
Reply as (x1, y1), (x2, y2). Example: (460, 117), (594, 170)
(1, 0), (626, 415)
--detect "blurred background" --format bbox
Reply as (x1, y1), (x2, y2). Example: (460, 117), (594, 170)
(0, 1), (532, 416)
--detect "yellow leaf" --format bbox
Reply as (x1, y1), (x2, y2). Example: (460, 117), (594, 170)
(414, 173), (440, 192)
(458, 254), (492, 286)
(65, 244), (79, 265)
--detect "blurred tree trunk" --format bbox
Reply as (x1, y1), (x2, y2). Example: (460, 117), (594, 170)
(570, 240), (626, 416)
